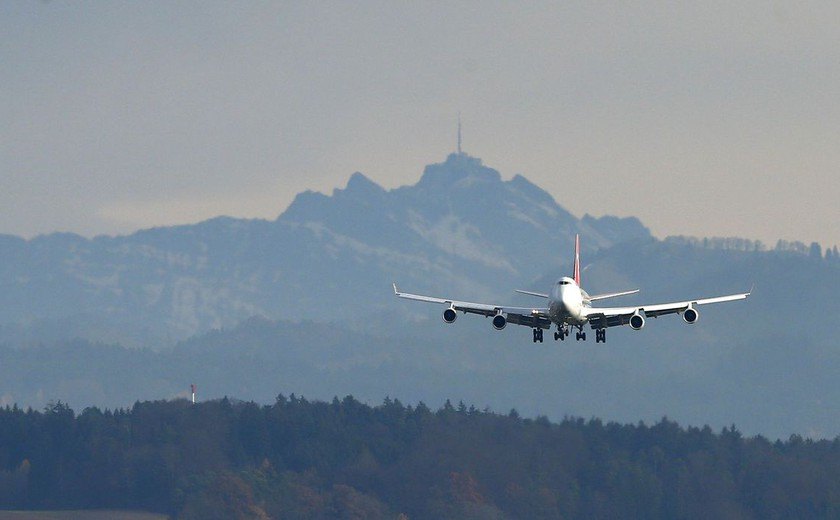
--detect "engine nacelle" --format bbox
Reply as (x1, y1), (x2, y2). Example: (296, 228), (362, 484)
(629, 312), (645, 330)
(442, 308), (457, 323)
(492, 314), (507, 330)
(683, 306), (699, 324)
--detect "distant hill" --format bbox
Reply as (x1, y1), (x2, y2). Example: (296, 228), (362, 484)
(1, 252), (838, 441)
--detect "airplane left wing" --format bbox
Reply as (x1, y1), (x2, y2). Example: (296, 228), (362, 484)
(393, 283), (552, 329)
(587, 289), (639, 302)
(582, 291), (750, 329)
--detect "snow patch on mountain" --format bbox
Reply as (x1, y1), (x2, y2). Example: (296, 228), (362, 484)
(408, 212), (517, 275)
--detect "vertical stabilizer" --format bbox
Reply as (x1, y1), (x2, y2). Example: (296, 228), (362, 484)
(573, 234), (581, 285)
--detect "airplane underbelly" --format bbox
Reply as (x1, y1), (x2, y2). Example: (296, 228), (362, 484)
(550, 301), (586, 325)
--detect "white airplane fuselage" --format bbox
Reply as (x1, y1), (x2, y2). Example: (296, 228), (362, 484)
(548, 276), (587, 326)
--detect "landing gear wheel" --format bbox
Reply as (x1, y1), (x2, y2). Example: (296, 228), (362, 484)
(595, 329), (606, 343)
(533, 328), (544, 343)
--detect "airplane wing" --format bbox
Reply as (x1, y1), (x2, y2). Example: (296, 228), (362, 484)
(515, 289), (548, 298)
(587, 289), (639, 301)
(582, 291), (750, 329)
(394, 283), (552, 329)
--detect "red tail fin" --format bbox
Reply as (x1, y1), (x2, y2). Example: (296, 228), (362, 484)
(573, 234), (580, 285)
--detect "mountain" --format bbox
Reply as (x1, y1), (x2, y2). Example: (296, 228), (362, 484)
(0, 153), (649, 347)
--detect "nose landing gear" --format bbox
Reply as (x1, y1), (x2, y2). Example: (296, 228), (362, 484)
(553, 325), (569, 341)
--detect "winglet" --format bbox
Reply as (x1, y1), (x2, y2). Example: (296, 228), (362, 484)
(393, 282), (399, 295)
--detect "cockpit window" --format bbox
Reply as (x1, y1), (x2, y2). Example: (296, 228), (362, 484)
(558, 280), (570, 285)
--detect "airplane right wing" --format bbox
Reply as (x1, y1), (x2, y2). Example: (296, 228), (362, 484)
(582, 291), (750, 329)
(515, 289), (548, 298)
(394, 283), (552, 329)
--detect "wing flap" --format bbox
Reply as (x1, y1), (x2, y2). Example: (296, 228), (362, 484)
(585, 313), (630, 329)
(505, 313), (553, 329)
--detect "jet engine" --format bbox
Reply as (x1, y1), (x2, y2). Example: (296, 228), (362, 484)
(629, 312), (645, 330)
(492, 314), (507, 330)
(683, 306), (699, 324)
(442, 308), (457, 323)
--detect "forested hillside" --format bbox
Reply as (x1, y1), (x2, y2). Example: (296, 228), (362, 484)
(0, 397), (838, 519)
(2, 262), (839, 441)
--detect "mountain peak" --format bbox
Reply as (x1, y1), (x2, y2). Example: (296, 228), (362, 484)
(444, 152), (483, 168)
(341, 172), (385, 196)
(417, 153), (501, 189)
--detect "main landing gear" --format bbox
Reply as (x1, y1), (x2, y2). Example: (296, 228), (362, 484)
(595, 328), (606, 343)
(532, 328), (544, 343)
(553, 325), (607, 343)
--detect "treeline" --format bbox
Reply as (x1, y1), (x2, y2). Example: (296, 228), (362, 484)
(664, 234), (840, 261)
(1, 397), (839, 519)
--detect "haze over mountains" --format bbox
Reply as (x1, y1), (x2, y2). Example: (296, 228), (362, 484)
(0, 153), (837, 439)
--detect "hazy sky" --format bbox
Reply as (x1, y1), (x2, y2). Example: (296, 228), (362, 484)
(2, 2), (838, 247)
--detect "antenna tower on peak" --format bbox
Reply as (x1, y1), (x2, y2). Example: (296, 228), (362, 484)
(457, 112), (462, 155)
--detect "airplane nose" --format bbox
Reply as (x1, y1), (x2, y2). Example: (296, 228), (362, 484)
(561, 289), (574, 306)
(560, 289), (581, 318)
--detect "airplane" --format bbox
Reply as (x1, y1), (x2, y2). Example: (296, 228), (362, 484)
(393, 235), (750, 343)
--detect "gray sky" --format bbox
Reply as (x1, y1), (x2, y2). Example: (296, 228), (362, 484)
(2, 2), (838, 247)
